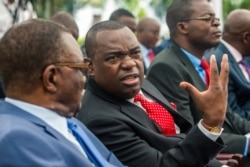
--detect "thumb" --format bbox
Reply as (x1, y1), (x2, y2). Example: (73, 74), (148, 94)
(180, 81), (200, 100)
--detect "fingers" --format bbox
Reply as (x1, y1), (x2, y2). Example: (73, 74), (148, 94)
(209, 55), (219, 86)
(219, 54), (229, 89)
(180, 81), (200, 100)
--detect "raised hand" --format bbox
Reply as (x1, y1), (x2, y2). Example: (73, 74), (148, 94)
(180, 54), (229, 127)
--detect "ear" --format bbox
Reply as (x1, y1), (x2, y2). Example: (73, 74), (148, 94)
(85, 58), (95, 78)
(242, 31), (250, 44)
(176, 22), (189, 35)
(41, 65), (58, 93)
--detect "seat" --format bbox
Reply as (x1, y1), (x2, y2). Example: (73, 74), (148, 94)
(216, 153), (243, 167)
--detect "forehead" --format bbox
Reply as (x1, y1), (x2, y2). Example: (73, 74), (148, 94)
(95, 27), (139, 52)
(190, 1), (215, 16)
(62, 32), (83, 61)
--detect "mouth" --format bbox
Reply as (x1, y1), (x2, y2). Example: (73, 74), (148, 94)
(213, 30), (222, 38)
(120, 73), (140, 86)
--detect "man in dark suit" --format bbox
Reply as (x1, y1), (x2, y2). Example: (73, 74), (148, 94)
(205, 9), (250, 120)
(0, 19), (123, 167)
(147, 0), (250, 165)
(76, 19), (230, 167)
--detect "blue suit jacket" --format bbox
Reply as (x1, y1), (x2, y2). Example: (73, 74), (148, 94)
(205, 42), (250, 120)
(0, 100), (124, 167)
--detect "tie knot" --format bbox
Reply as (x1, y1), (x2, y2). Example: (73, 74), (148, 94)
(134, 94), (145, 103)
(67, 118), (77, 130)
(200, 59), (209, 70)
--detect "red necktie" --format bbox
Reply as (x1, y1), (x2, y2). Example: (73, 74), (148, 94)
(200, 59), (210, 87)
(134, 94), (176, 136)
(148, 49), (155, 62)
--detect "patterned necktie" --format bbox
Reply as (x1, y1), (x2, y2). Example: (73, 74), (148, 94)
(67, 119), (113, 167)
(200, 59), (210, 87)
(134, 94), (176, 136)
(148, 49), (155, 62)
(239, 60), (250, 80)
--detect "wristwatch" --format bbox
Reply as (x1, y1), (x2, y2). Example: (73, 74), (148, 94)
(201, 120), (221, 133)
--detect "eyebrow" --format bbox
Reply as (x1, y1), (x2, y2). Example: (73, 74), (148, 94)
(106, 46), (140, 55)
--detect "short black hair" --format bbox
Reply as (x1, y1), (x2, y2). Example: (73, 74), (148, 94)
(85, 20), (125, 59)
(166, 0), (195, 38)
(109, 8), (135, 21)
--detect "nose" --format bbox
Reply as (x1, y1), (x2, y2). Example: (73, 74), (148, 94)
(212, 18), (220, 26)
(120, 55), (137, 69)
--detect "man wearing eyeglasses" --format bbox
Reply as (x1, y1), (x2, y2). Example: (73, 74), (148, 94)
(147, 0), (250, 166)
(0, 19), (124, 167)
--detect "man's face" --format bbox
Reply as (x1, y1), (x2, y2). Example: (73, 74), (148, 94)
(55, 33), (86, 117)
(184, 1), (221, 49)
(118, 16), (137, 33)
(138, 20), (160, 49)
(90, 27), (144, 99)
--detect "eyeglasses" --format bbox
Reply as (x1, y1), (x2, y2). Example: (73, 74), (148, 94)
(54, 62), (89, 74)
(182, 15), (220, 24)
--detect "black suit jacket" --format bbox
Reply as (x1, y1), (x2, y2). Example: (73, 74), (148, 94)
(205, 42), (250, 120)
(77, 78), (225, 167)
(147, 42), (250, 155)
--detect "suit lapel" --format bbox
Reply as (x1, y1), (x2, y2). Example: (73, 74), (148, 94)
(87, 78), (162, 133)
(171, 44), (207, 91)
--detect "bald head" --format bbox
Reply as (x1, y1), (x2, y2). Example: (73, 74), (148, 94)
(136, 17), (160, 49)
(223, 9), (250, 56)
(137, 18), (159, 31)
(224, 9), (250, 35)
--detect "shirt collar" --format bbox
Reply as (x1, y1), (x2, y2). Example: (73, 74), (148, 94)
(181, 48), (201, 68)
(5, 97), (69, 138)
(221, 39), (243, 62)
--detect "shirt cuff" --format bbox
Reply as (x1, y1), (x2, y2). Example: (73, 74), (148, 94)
(198, 119), (223, 141)
(244, 135), (249, 156)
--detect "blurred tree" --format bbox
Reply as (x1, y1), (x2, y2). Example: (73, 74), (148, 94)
(33, 0), (106, 19)
(223, 0), (250, 19)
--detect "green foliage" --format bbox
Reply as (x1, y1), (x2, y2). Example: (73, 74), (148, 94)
(223, 0), (250, 19)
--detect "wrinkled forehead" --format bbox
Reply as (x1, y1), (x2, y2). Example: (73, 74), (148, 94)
(95, 27), (139, 52)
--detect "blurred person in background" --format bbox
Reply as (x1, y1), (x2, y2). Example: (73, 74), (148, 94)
(109, 8), (137, 33)
(136, 17), (160, 72)
(0, 0), (37, 39)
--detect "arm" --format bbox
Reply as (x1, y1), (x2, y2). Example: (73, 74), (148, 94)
(86, 116), (224, 167)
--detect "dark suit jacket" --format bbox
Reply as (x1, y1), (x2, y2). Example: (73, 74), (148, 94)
(77, 78), (225, 167)
(205, 42), (250, 120)
(0, 100), (123, 167)
(147, 42), (250, 155)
